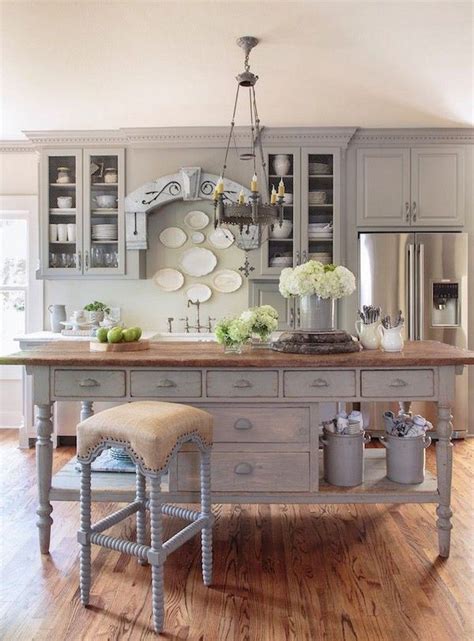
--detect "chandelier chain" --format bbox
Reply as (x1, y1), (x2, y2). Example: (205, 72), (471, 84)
(222, 83), (241, 179)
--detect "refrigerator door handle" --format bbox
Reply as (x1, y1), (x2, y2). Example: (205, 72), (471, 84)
(407, 243), (416, 340)
(417, 243), (424, 340)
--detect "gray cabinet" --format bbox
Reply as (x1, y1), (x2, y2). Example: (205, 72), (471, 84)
(38, 147), (127, 279)
(356, 146), (465, 227)
(410, 146), (465, 226)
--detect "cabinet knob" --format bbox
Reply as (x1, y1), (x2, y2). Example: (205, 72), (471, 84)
(412, 201), (417, 222)
(85, 250), (89, 270)
(234, 462), (253, 475)
(233, 379), (253, 389)
(295, 251), (300, 266)
(405, 202), (410, 222)
(234, 418), (253, 431)
(78, 378), (100, 388)
(302, 250), (307, 263)
(77, 250), (82, 270)
(156, 379), (177, 388)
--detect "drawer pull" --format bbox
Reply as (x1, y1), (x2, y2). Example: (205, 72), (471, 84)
(389, 378), (408, 388)
(234, 418), (253, 431)
(233, 379), (253, 389)
(156, 379), (177, 388)
(310, 378), (329, 388)
(234, 462), (253, 475)
(78, 378), (100, 388)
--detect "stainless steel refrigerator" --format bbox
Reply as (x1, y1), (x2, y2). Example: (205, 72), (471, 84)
(359, 232), (469, 438)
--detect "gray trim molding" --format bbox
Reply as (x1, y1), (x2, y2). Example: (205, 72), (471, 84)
(352, 128), (474, 145)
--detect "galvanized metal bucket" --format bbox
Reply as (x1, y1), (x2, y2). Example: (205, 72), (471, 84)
(321, 429), (371, 487)
(379, 433), (431, 484)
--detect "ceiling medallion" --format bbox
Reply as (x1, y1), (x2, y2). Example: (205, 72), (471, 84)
(213, 36), (285, 241)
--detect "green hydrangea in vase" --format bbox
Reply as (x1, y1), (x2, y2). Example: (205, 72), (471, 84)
(240, 305), (279, 348)
(214, 317), (251, 353)
(279, 261), (356, 331)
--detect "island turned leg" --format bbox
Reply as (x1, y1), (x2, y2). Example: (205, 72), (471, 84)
(36, 403), (54, 554)
(80, 400), (94, 422)
(436, 403), (453, 558)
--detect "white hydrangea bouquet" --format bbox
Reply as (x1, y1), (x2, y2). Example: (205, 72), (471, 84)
(240, 305), (278, 343)
(215, 305), (279, 352)
(279, 261), (356, 299)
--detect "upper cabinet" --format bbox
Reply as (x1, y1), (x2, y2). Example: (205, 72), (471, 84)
(252, 147), (340, 277)
(356, 146), (465, 227)
(39, 148), (125, 278)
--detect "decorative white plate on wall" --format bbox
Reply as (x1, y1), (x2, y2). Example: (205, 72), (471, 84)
(212, 269), (242, 293)
(209, 227), (234, 249)
(159, 226), (187, 248)
(191, 231), (205, 244)
(179, 247), (217, 276)
(153, 268), (184, 292)
(184, 210), (209, 230)
(186, 284), (212, 303)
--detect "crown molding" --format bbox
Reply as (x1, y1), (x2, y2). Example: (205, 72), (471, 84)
(352, 128), (474, 145)
(6, 126), (472, 151)
(0, 140), (35, 153)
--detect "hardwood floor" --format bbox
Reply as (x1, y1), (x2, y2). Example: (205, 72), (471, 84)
(0, 429), (472, 641)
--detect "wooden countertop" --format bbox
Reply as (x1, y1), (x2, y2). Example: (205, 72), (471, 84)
(1, 340), (473, 368)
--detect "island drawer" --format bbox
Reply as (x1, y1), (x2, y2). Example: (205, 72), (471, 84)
(177, 451), (309, 492)
(53, 369), (126, 398)
(130, 370), (202, 397)
(361, 369), (435, 398)
(203, 406), (309, 443)
(206, 370), (278, 398)
(283, 370), (356, 397)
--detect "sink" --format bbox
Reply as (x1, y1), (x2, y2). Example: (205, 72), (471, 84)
(153, 332), (216, 342)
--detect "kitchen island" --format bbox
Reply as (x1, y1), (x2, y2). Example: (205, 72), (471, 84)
(1, 340), (473, 558)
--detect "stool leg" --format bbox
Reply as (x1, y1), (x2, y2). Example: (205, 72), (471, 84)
(79, 462), (92, 606)
(200, 448), (213, 586)
(149, 475), (164, 633)
(135, 468), (147, 565)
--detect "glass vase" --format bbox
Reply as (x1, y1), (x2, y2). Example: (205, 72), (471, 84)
(223, 342), (243, 354)
(299, 295), (335, 331)
(250, 333), (272, 349)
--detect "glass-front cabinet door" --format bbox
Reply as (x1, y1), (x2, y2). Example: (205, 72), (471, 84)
(40, 149), (83, 275)
(301, 148), (340, 266)
(260, 148), (301, 276)
(83, 149), (125, 275)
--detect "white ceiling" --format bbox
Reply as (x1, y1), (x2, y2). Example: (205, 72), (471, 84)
(1, 1), (472, 140)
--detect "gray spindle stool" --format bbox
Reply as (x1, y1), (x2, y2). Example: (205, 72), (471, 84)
(76, 400), (213, 634)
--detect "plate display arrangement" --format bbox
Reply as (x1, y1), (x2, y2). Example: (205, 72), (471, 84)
(212, 269), (242, 293)
(184, 210), (209, 230)
(153, 268), (184, 291)
(208, 227), (234, 249)
(159, 227), (187, 248)
(179, 247), (217, 276)
(185, 284), (212, 303)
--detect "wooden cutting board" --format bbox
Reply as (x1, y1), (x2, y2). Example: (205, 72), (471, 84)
(90, 339), (150, 352)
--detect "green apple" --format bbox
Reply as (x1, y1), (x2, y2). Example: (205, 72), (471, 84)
(130, 326), (142, 341)
(122, 328), (137, 342)
(107, 327), (123, 343)
(96, 327), (108, 343)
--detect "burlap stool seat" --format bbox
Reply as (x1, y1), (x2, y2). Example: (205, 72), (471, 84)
(76, 401), (213, 634)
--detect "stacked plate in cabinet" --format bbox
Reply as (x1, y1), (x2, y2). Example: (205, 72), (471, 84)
(308, 222), (333, 240)
(309, 161), (331, 175)
(92, 224), (118, 241)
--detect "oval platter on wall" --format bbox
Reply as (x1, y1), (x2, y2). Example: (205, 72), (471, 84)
(159, 226), (187, 248)
(184, 210), (209, 230)
(153, 268), (184, 292)
(179, 247), (217, 276)
(186, 284), (212, 303)
(212, 269), (242, 293)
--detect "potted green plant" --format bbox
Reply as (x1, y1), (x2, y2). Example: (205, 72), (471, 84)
(214, 317), (251, 353)
(83, 300), (110, 325)
(240, 305), (279, 348)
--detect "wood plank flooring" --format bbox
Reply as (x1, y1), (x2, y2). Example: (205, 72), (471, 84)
(0, 429), (472, 641)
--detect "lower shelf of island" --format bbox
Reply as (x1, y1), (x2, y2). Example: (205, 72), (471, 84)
(50, 450), (439, 505)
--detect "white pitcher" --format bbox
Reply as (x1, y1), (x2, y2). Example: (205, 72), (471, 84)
(355, 320), (381, 350)
(378, 324), (404, 352)
(48, 304), (66, 332)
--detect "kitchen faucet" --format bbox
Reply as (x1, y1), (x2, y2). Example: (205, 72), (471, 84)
(179, 300), (215, 333)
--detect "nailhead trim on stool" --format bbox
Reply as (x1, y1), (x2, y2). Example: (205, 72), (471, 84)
(76, 403), (213, 634)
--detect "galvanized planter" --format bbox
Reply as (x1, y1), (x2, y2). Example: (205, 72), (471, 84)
(321, 429), (371, 487)
(380, 433), (431, 484)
